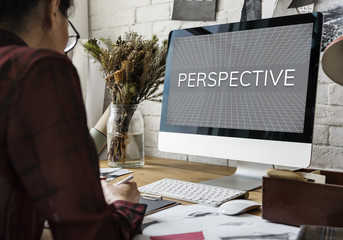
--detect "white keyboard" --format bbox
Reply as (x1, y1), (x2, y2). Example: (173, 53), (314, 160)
(139, 178), (247, 207)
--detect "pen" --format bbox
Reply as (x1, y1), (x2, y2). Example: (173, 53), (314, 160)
(115, 175), (133, 186)
(141, 193), (162, 201)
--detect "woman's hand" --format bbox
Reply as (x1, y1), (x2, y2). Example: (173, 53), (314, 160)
(101, 180), (141, 204)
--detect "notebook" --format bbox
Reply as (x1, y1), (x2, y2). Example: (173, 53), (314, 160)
(139, 197), (179, 215)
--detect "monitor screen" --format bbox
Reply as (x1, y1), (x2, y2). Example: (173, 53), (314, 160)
(159, 13), (323, 170)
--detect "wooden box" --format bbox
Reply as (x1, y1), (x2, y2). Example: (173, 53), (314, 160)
(262, 170), (343, 227)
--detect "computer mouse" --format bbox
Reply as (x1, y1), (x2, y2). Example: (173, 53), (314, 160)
(218, 199), (261, 216)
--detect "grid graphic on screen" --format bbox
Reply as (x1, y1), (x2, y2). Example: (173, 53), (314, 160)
(167, 92), (306, 133)
(166, 23), (313, 133)
(171, 24), (313, 69)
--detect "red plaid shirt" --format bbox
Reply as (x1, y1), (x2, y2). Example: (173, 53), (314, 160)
(0, 29), (146, 240)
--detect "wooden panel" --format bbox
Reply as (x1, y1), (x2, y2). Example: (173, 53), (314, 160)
(262, 175), (343, 227)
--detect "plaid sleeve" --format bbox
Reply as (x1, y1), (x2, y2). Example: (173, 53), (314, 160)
(113, 201), (147, 236)
(297, 225), (343, 240)
(7, 54), (146, 240)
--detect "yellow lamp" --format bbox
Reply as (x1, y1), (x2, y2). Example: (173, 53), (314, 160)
(322, 36), (343, 86)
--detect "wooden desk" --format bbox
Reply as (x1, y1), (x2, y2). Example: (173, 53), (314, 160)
(100, 157), (262, 215)
(42, 157), (263, 239)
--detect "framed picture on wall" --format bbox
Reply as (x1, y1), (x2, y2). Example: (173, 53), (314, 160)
(315, 0), (343, 51)
(172, 0), (217, 21)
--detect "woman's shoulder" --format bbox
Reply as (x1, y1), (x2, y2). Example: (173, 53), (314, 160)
(9, 46), (72, 66)
(2, 45), (75, 77)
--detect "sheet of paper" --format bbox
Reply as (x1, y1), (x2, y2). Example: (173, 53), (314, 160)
(100, 168), (132, 176)
(288, 0), (313, 9)
(150, 231), (204, 240)
(137, 204), (300, 240)
(273, 0), (298, 17)
(99, 168), (133, 181)
(99, 168), (121, 174)
(261, 0), (278, 18)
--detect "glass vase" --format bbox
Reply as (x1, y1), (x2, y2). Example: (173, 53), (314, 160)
(107, 104), (144, 168)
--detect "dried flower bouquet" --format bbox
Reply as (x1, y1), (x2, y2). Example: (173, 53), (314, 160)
(84, 32), (167, 164)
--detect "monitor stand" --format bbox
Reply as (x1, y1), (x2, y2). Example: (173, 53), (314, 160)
(201, 161), (273, 191)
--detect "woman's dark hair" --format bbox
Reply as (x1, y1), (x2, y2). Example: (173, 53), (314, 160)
(0, 0), (73, 31)
(59, 0), (73, 17)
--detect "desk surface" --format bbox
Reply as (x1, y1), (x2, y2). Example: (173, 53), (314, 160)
(100, 157), (263, 216)
(41, 157), (263, 239)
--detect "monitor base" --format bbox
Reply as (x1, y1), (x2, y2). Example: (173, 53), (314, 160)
(201, 161), (273, 191)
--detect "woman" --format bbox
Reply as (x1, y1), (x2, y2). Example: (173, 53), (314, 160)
(0, 0), (146, 239)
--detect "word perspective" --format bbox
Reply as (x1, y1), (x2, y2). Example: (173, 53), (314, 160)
(178, 69), (296, 88)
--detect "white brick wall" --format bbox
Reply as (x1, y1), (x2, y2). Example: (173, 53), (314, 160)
(88, 0), (343, 171)
(329, 85), (343, 105)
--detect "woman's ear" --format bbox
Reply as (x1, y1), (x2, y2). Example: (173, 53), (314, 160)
(45, 0), (61, 29)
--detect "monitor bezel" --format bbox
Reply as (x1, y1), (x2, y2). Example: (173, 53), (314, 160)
(160, 12), (323, 144)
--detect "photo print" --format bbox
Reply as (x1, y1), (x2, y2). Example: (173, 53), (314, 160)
(288, 0), (314, 8)
(241, 0), (262, 21)
(273, 0), (343, 51)
(314, 0), (343, 51)
(172, 0), (217, 21)
(273, 0), (312, 17)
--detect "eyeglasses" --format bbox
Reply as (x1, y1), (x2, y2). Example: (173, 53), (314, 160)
(64, 20), (80, 53)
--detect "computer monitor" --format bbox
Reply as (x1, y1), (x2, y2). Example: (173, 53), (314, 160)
(158, 13), (323, 191)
